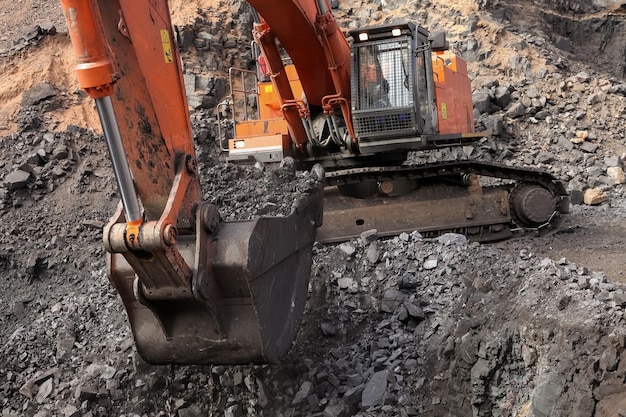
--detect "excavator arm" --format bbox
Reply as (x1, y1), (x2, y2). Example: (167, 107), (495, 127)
(61, 0), (323, 364)
(249, 0), (356, 150)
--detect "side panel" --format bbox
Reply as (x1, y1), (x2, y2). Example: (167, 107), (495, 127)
(432, 52), (475, 135)
(257, 66), (305, 120)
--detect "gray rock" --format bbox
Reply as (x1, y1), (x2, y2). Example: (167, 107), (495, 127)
(558, 136), (575, 151)
(366, 243), (381, 263)
(360, 229), (378, 244)
(75, 385), (98, 401)
(338, 243), (356, 257)
(60, 405), (80, 417)
(605, 155), (623, 167)
(39, 21), (57, 35)
(607, 167), (625, 184)
(224, 405), (242, 417)
(481, 114), (505, 135)
(178, 405), (204, 417)
(599, 345), (618, 372)
(522, 344), (537, 366)
(506, 102), (525, 118)
(324, 399), (348, 417)
(337, 277), (354, 289)
(20, 83), (57, 107)
(361, 370), (389, 407)
(319, 322), (336, 337)
(555, 37), (572, 52)
(493, 86), (511, 108)
(404, 302), (425, 320)
(580, 142), (598, 153)
(472, 91), (491, 114)
(293, 381), (314, 405)
(573, 390), (596, 417)
(531, 372), (563, 417)
(470, 358), (491, 381)
(423, 258), (438, 270)
(575, 72), (591, 83)
(83, 219), (105, 230)
(4, 169), (30, 190)
(569, 190), (585, 205)
(177, 27), (195, 50)
(184, 73), (197, 96)
(380, 289), (406, 313)
(525, 88), (540, 99)
(52, 145), (69, 160)
(436, 233), (468, 246)
(257, 379), (270, 408)
(55, 329), (76, 362)
(35, 377), (54, 403)
(344, 384), (365, 405)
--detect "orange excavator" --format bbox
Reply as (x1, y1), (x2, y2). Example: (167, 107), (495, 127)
(222, 1), (569, 243)
(60, 0), (568, 365)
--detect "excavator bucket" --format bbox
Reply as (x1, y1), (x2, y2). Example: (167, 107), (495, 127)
(107, 185), (323, 365)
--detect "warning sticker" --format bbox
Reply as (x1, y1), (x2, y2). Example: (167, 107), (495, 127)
(441, 102), (448, 119)
(161, 29), (173, 63)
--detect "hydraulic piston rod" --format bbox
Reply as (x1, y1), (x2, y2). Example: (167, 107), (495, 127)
(62, 0), (143, 239)
(96, 97), (142, 226)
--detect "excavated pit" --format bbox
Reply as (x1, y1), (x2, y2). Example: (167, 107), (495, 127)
(1, 1), (626, 416)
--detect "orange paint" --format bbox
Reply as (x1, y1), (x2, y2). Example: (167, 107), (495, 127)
(432, 51), (475, 135)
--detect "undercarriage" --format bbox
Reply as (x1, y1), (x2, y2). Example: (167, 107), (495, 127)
(317, 161), (569, 243)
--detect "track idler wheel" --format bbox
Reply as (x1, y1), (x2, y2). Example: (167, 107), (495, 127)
(510, 184), (557, 227)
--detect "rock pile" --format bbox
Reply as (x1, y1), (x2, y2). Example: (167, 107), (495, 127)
(2, 230), (626, 416)
(0, 24), (58, 58)
(201, 159), (323, 220)
(1, 1), (626, 417)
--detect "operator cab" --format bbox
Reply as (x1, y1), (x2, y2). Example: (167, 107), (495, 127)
(350, 23), (437, 154)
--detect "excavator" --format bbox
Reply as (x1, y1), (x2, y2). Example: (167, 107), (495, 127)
(60, 0), (569, 365)
(222, 3), (570, 243)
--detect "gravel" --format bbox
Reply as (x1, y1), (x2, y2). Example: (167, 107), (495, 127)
(1, 0), (626, 416)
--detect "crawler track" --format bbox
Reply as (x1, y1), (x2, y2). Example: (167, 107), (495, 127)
(317, 161), (570, 243)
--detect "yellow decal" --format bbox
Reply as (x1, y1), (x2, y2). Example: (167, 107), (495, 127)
(264, 85), (273, 93)
(161, 29), (173, 63)
(441, 102), (448, 119)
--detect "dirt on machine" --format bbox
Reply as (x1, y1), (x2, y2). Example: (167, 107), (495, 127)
(60, 0), (569, 366)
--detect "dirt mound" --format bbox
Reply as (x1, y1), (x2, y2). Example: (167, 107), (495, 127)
(0, 35), (100, 134)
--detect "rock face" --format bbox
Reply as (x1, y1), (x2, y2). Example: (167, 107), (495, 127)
(488, 1), (626, 78)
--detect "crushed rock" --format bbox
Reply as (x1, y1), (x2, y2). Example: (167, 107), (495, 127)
(1, 0), (626, 417)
